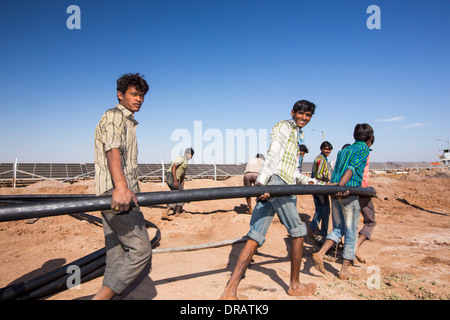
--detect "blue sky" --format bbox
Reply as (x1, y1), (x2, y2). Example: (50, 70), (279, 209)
(1, 0), (449, 164)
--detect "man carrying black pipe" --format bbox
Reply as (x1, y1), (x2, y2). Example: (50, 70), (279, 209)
(220, 100), (329, 300)
(92, 73), (152, 300)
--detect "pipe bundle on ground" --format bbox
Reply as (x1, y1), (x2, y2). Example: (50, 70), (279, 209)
(0, 184), (375, 299)
(0, 217), (161, 300)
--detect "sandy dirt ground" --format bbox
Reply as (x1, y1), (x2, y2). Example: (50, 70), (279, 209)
(0, 170), (449, 301)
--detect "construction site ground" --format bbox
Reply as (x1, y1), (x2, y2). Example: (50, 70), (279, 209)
(0, 170), (449, 302)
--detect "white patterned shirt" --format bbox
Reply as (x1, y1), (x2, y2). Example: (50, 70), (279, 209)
(257, 119), (325, 186)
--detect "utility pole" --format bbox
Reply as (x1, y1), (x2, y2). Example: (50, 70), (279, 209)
(311, 129), (325, 141)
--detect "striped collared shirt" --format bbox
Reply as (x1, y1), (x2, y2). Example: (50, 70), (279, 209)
(94, 104), (140, 196)
(311, 153), (330, 182)
(331, 141), (370, 187)
(257, 119), (324, 186)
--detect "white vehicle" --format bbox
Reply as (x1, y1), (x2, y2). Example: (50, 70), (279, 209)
(438, 149), (450, 165)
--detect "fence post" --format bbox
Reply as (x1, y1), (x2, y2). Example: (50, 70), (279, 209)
(161, 160), (165, 186)
(13, 158), (18, 188)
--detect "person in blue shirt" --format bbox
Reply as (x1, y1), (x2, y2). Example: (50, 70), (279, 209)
(312, 123), (374, 280)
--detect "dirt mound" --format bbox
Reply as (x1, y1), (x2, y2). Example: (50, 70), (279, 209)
(397, 170), (450, 182)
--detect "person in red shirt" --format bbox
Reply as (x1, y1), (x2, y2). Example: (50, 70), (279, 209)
(355, 135), (376, 263)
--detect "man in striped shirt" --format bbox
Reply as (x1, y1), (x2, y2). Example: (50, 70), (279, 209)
(221, 100), (325, 299)
(313, 123), (374, 280)
(309, 141), (333, 242)
(93, 73), (151, 299)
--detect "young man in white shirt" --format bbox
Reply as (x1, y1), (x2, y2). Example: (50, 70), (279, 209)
(221, 100), (325, 299)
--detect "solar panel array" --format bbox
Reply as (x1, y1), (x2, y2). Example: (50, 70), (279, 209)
(0, 161), (444, 183)
(0, 162), (247, 181)
(0, 163), (95, 181)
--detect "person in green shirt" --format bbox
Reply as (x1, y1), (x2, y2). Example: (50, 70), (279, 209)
(313, 123), (374, 280)
(309, 141), (333, 243)
(161, 148), (194, 221)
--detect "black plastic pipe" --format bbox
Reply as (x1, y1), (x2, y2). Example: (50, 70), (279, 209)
(16, 254), (107, 300)
(0, 248), (105, 300)
(0, 194), (94, 201)
(0, 185), (376, 222)
(0, 218), (161, 300)
(0, 194), (95, 205)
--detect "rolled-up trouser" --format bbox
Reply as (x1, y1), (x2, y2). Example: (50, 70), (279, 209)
(358, 196), (376, 239)
(101, 191), (152, 295)
(326, 195), (360, 261)
(165, 172), (185, 209)
(247, 175), (307, 247)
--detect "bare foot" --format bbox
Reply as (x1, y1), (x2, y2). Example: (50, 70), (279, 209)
(355, 252), (366, 263)
(287, 282), (317, 296)
(338, 271), (359, 280)
(312, 253), (327, 275)
(161, 212), (173, 221)
(219, 292), (238, 300)
(175, 209), (187, 217)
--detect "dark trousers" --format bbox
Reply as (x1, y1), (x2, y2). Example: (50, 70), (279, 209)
(358, 196), (376, 239)
(101, 190), (152, 295)
(310, 194), (331, 237)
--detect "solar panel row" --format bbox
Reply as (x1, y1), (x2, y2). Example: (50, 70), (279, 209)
(0, 161), (443, 182)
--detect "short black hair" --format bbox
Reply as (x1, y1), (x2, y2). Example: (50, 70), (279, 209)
(320, 141), (333, 150)
(353, 123), (374, 143)
(292, 100), (316, 115)
(299, 144), (309, 153)
(185, 148), (195, 156)
(116, 73), (149, 101)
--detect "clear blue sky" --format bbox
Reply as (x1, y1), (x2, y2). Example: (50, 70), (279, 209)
(1, 0), (449, 164)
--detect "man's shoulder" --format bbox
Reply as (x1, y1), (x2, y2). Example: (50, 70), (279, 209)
(274, 119), (294, 127)
(349, 141), (369, 154)
(314, 154), (325, 161)
(103, 105), (124, 116)
(174, 155), (188, 164)
(99, 105), (126, 122)
(272, 119), (295, 132)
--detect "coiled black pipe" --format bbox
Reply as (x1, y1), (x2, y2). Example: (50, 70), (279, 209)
(0, 218), (161, 300)
(0, 185), (376, 222)
(0, 248), (105, 300)
(16, 253), (107, 300)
